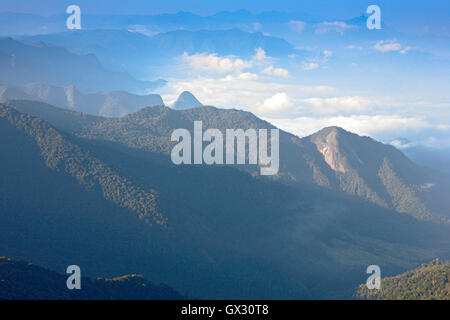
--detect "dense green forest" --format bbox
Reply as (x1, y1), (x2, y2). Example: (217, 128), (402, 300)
(355, 259), (450, 300)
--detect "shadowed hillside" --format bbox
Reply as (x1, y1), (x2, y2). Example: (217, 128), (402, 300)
(0, 257), (185, 300)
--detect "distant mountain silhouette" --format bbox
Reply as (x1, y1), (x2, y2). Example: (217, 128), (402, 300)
(21, 29), (296, 78)
(404, 146), (450, 176)
(0, 83), (164, 117)
(172, 91), (203, 110)
(0, 11), (322, 37)
(0, 257), (185, 300)
(0, 37), (164, 93)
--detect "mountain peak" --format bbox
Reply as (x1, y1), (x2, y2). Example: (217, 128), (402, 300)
(309, 127), (351, 173)
(314, 126), (351, 137)
(172, 91), (203, 110)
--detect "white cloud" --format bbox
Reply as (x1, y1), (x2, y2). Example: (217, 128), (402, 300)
(289, 20), (306, 33)
(252, 47), (268, 63)
(182, 52), (251, 74)
(302, 62), (319, 70)
(323, 50), (333, 57)
(373, 40), (413, 54)
(436, 124), (450, 130)
(373, 40), (404, 53)
(300, 50), (332, 71)
(181, 48), (291, 80)
(315, 21), (356, 35)
(160, 73), (450, 147)
(127, 25), (156, 37)
(400, 46), (412, 54)
(347, 44), (363, 50)
(302, 96), (372, 114)
(236, 72), (259, 80)
(160, 76), (335, 112)
(259, 93), (294, 113)
(264, 115), (430, 138)
(262, 65), (289, 77)
(390, 138), (415, 149)
(253, 22), (262, 31)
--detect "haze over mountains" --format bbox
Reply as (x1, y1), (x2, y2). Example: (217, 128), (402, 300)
(0, 83), (164, 117)
(1, 99), (449, 299)
(21, 29), (296, 78)
(0, 37), (164, 93)
(1, 4), (449, 300)
(0, 85), (206, 116)
(0, 10), (329, 39)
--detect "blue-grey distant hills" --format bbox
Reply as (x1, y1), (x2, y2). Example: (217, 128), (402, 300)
(0, 37), (165, 93)
(21, 29), (296, 78)
(0, 10), (323, 37)
(0, 83), (163, 117)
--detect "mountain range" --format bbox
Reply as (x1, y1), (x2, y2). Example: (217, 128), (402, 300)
(1, 99), (449, 299)
(0, 10), (324, 37)
(20, 29), (296, 78)
(0, 37), (164, 93)
(0, 83), (164, 117)
(5, 99), (448, 223)
(1, 5), (449, 301)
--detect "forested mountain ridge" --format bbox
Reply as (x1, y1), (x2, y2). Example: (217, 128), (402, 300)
(307, 127), (447, 222)
(5, 99), (449, 223)
(0, 257), (185, 300)
(355, 259), (450, 300)
(0, 103), (166, 226)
